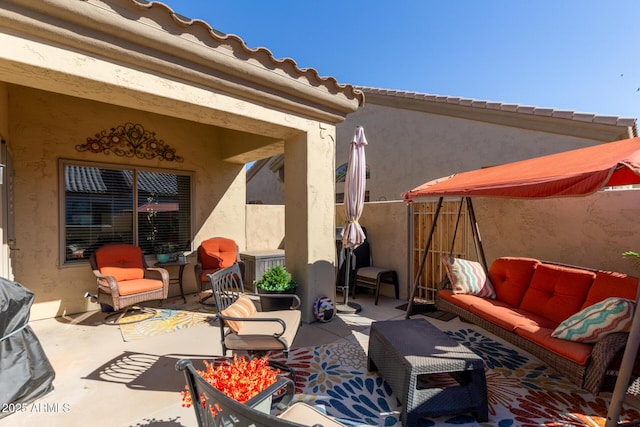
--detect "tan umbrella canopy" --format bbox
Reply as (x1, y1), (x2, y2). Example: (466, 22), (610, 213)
(337, 126), (368, 313)
(341, 126), (368, 248)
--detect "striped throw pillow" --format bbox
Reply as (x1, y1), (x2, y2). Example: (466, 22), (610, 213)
(220, 294), (257, 332)
(442, 255), (495, 299)
(551, 297), (635, 343)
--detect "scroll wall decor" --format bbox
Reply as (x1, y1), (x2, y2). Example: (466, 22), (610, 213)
(76, 122), (184, 162)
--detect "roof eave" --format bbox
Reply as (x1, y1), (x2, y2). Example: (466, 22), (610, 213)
(360, 87), (635, 142)
(0, 0), (363, 123)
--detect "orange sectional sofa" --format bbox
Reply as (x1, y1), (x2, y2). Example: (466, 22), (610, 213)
(437, 257), (639, 394)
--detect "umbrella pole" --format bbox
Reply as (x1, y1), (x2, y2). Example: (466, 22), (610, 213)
(605, 285), (640, 426)
(336, 247), (362, 314)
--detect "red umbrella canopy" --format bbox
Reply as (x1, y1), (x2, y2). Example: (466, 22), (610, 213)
(341, 126), (368, 249)
(403, 137), (640, 200)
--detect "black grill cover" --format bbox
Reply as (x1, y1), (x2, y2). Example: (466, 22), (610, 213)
(0, 278), (55, 418)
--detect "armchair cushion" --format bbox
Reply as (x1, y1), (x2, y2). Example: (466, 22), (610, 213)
(220, 294), (257, 332)
(96, 245), (145, 281)
(552, 297), (635, 343)
(200, 238), (238, 270)
(111, 278), (165, 296)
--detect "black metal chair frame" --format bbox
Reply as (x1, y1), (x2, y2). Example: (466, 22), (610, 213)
(176, 359), (299, 427)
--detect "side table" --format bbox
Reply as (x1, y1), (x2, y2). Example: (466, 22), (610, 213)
(368, 318), (488, 425)
(154, 260), (190, 304)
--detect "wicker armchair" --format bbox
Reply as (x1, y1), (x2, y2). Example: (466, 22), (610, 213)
(195, 237), (245, 305)
(89, 243), (169, 324)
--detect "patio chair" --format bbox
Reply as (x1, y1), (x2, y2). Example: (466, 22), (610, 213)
(176, 359), (347, 427)
(209, 263), (301, 359)
(337, 228), (399, 305)
(89, 243), (169, 324)
(195, 237), (245, 306)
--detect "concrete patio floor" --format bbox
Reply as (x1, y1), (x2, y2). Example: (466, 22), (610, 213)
(5, 290), (640, 427)
(3, 291), (407, 427)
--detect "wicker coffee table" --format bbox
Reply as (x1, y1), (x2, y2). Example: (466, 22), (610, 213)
(368, 318), (488, 426)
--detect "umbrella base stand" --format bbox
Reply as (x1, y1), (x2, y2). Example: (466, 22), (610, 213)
(336, 302), (362, 314)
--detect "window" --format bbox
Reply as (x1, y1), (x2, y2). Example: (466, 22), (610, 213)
(61, 161), (192, 264)
(335, 162), (370, 183)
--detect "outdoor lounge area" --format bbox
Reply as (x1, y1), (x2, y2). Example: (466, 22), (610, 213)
(6, 289), (640, 427)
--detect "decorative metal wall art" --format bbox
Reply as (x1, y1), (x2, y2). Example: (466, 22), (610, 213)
(77, 123), (184, 162)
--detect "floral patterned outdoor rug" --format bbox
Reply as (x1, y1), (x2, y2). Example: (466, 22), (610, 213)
(119, 305), (215, 342)
(269, 329), (640, 427)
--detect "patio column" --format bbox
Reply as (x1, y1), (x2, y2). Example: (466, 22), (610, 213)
(284, 127), (336, 323)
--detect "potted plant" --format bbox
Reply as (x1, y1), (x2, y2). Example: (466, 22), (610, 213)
(254, 264), (298, 311)
(154, 242), (176, 263)
(181, 355), (279, 415)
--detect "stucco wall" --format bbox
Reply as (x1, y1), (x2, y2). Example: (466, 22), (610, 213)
(0, 82), (7, 139)
(247, 166), (285, 205)
(246, 204), (285, 249)
(337, 103), (624, 202)
(247, 190), (640, 308)
(337, 201), (410, 300)
(475, 189), (640, 275)
(10, 86), (247, 320)
(247, 201), (409, 302)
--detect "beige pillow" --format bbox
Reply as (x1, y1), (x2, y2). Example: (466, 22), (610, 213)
(442, 255), (495, 298)
(220, 294), (257, 332)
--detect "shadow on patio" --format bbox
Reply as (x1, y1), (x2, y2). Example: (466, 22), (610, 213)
(7, 291), (640, 427)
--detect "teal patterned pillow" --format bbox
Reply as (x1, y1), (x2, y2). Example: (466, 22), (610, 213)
(551, 297), (635, 343)
(442, 255), (495, 299)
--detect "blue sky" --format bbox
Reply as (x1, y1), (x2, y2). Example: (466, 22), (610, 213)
(159, 1), (640, 120)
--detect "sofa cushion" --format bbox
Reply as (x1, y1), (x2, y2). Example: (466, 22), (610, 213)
(519, 263), (595, 324)
(515, 323), (593, 365)
(438, 289), (479, 310)
(442, 256), (495, 298)
(552, 297), (635, 343)
(488, 257), (540, 307)
(581, 271), (639, 310)
(220, 294), (257, 333)
(467, 298), (557, 331)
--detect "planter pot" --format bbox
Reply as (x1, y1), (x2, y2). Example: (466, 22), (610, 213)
(156, 253), (170, 263)
(258, 289), (296, 311)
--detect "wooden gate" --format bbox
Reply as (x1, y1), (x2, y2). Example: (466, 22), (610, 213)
(409, 198), (476, 303)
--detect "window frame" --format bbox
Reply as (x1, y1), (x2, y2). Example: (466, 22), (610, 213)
(59, 159), (194, 267)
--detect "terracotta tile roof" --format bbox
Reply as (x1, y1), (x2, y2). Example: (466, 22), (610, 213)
(66, 166), (177, 195)
(358, 86), (637, 129)
(65, 166), (107, 193)
(132, 0), (364, 106)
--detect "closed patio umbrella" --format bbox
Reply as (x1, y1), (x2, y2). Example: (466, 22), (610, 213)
(337, 126), (367, 314)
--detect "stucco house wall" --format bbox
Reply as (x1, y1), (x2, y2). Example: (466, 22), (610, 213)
(475, 189), (640, 275)
(246, 204), (285, 249)
(10, 86), (250, 318)
(248, 88), (636, 205)
(336, 89), (636, 202)
(244, 186), (640, 304)
(247, 88), (638, 302)
(0, 0), (363, 322)
(247, 173), (285, 205)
